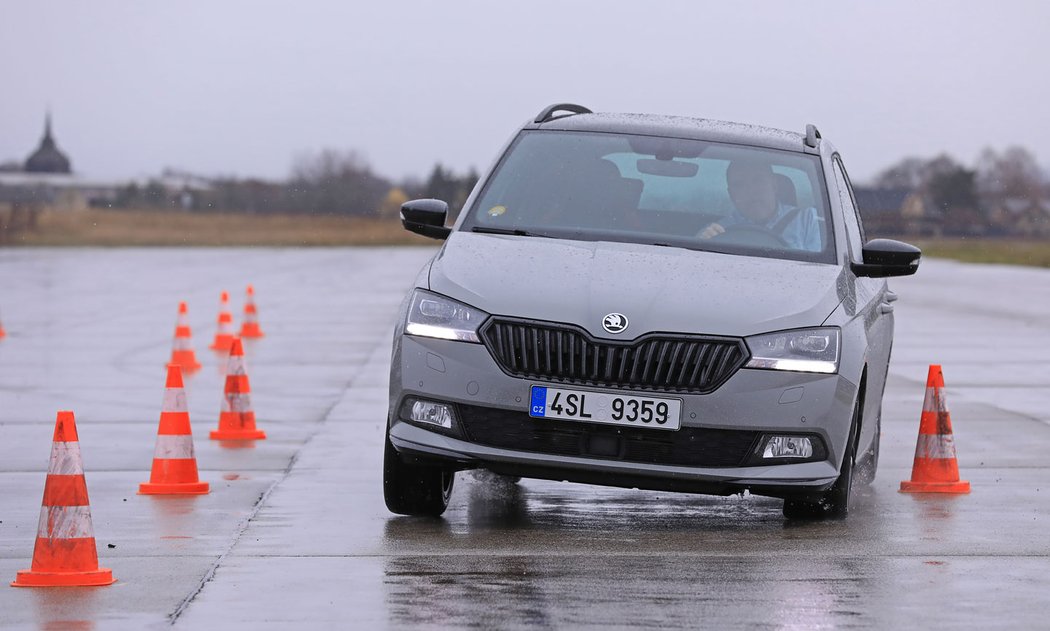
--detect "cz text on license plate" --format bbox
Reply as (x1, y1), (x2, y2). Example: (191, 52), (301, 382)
(529, 385), (682, 430)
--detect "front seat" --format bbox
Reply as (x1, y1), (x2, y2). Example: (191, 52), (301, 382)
(773, 173), (798, 207)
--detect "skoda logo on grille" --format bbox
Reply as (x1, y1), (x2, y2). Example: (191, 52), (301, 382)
(602, 313), (629, 334)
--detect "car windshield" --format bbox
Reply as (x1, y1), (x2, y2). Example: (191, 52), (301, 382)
(461, 130), (836, 264)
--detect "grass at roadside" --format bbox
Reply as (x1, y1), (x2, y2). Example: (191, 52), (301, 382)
(10, 208), (436, 247)
(909, 237), (1050, 268)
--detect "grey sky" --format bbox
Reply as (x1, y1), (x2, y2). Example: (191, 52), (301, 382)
(2, 1), (1047, 185)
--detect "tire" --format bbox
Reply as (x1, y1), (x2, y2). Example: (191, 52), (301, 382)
(855, 410), (880, 486)
(783, 401), (859, 519)
(857, 349), (890, 487)
(383, 435), (454, 517)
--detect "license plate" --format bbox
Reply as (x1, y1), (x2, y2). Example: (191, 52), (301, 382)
(529, 385), (682, 431)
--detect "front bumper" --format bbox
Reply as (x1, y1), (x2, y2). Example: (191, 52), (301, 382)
(389, 335), (858, 499)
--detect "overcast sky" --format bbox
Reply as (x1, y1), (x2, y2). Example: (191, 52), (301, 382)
(2, 1), (1047, 185)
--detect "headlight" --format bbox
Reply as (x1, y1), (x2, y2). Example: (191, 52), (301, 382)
(744, 328), (840, 374)
(404, 289), (488, 343)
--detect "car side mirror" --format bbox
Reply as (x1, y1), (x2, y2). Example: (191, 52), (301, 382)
(851, 239), (921, 278)
(400, 199), (451, 240)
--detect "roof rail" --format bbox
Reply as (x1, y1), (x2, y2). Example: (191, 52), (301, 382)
(534, 103), (593, 124)
(804, 124), (822, 148)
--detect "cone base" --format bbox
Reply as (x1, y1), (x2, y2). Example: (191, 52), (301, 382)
(12, 567), (115, 587)
(139, 481), (210, 495)
(899, 480), (971, 494)
(210, 429), (266, 440)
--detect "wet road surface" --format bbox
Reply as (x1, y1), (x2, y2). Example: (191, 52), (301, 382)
(1, 249), (1048, 629)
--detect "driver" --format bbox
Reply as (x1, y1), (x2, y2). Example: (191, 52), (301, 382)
(698, 159), (822, 251)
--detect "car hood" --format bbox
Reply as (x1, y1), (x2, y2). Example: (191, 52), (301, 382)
(429, 232), (844, 338)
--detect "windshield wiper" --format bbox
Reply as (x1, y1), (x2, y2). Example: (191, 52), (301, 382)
(471, 226), (540, 236)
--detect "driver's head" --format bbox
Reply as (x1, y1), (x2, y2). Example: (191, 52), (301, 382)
(726, 159), (778, 222)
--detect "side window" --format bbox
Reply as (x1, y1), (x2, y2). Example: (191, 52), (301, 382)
(832, 157), (864, 261)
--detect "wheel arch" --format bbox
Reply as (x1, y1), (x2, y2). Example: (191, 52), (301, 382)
(853, 365), (868, 452)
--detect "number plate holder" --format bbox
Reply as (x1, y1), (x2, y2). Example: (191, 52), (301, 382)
(529, 385), (682, 431)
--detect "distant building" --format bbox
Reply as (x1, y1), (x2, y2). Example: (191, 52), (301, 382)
(853, 187), (941, 237)
(0, 113), (115, 242)
(24, 113), (72, 174)
(988, 197), (1050, 237)
(854, 187), (909, 236)
(1, 113), (79, 209)
(0, 113), (118, 215)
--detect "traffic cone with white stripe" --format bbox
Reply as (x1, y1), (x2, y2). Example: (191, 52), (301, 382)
(169, 302), (201, 372)
(209, 291), (235, 352)
(900, 365), (971, 494)
(0, 307), (7, 339)
(11, 411), (115, 587)
(239, 284), (264, 338)
(139, 365), (209, 495)
(210, 338), (266, 440)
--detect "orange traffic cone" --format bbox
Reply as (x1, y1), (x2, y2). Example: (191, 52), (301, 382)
(139, 365), (210, 495)
(900, 365), (971, 494)
(209, 291), (235, 352)
(169, 302), (201, 372)
(239, 284), (265, 338)
(210, 338), (266, 440)
(0, 307), (7, 339)
(12, 411), (116, 587)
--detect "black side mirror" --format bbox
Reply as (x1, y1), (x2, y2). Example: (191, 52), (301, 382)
(852, 239), (921, 278)
(400, 199), (451, 240)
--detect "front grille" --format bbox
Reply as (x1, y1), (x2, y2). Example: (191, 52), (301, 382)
(480, 318), (748, 394)
(458, 405), (761, 468)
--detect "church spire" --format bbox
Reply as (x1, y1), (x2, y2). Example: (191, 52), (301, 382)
(25, 109), (71, 174)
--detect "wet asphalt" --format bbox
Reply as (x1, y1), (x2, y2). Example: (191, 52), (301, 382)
(0, 248), (1048, 630)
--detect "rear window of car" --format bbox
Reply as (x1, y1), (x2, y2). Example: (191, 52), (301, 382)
(461, 130), (835, 264)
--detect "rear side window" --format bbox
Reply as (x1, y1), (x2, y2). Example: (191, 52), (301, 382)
(465, 130), (835, 264)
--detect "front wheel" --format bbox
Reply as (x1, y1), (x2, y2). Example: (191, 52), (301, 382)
(855, 410), (880, 486)
(783, 403), (858, 519)
(383, 435), (454, 517)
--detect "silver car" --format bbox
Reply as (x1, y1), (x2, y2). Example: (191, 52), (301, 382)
(384, 104), (920, 519)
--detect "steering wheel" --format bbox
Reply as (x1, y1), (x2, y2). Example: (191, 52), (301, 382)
(710, 223), (789, 248)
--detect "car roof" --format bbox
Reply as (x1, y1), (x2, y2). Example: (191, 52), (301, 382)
(523, 111), (814, 154)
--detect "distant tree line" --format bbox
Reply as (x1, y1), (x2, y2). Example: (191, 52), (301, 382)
(108, 150), (479, 219)
(102, 143), (1047, 236)
(864, 145), (1049, 236)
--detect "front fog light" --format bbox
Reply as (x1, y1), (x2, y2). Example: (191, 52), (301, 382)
(409, 400), (454, 429)
(762, 435), (814, 459)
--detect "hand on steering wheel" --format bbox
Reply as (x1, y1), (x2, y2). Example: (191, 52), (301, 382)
(697, 222), (726, 240)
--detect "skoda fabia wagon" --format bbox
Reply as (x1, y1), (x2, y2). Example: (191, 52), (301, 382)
(385, 103), (920, 519)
